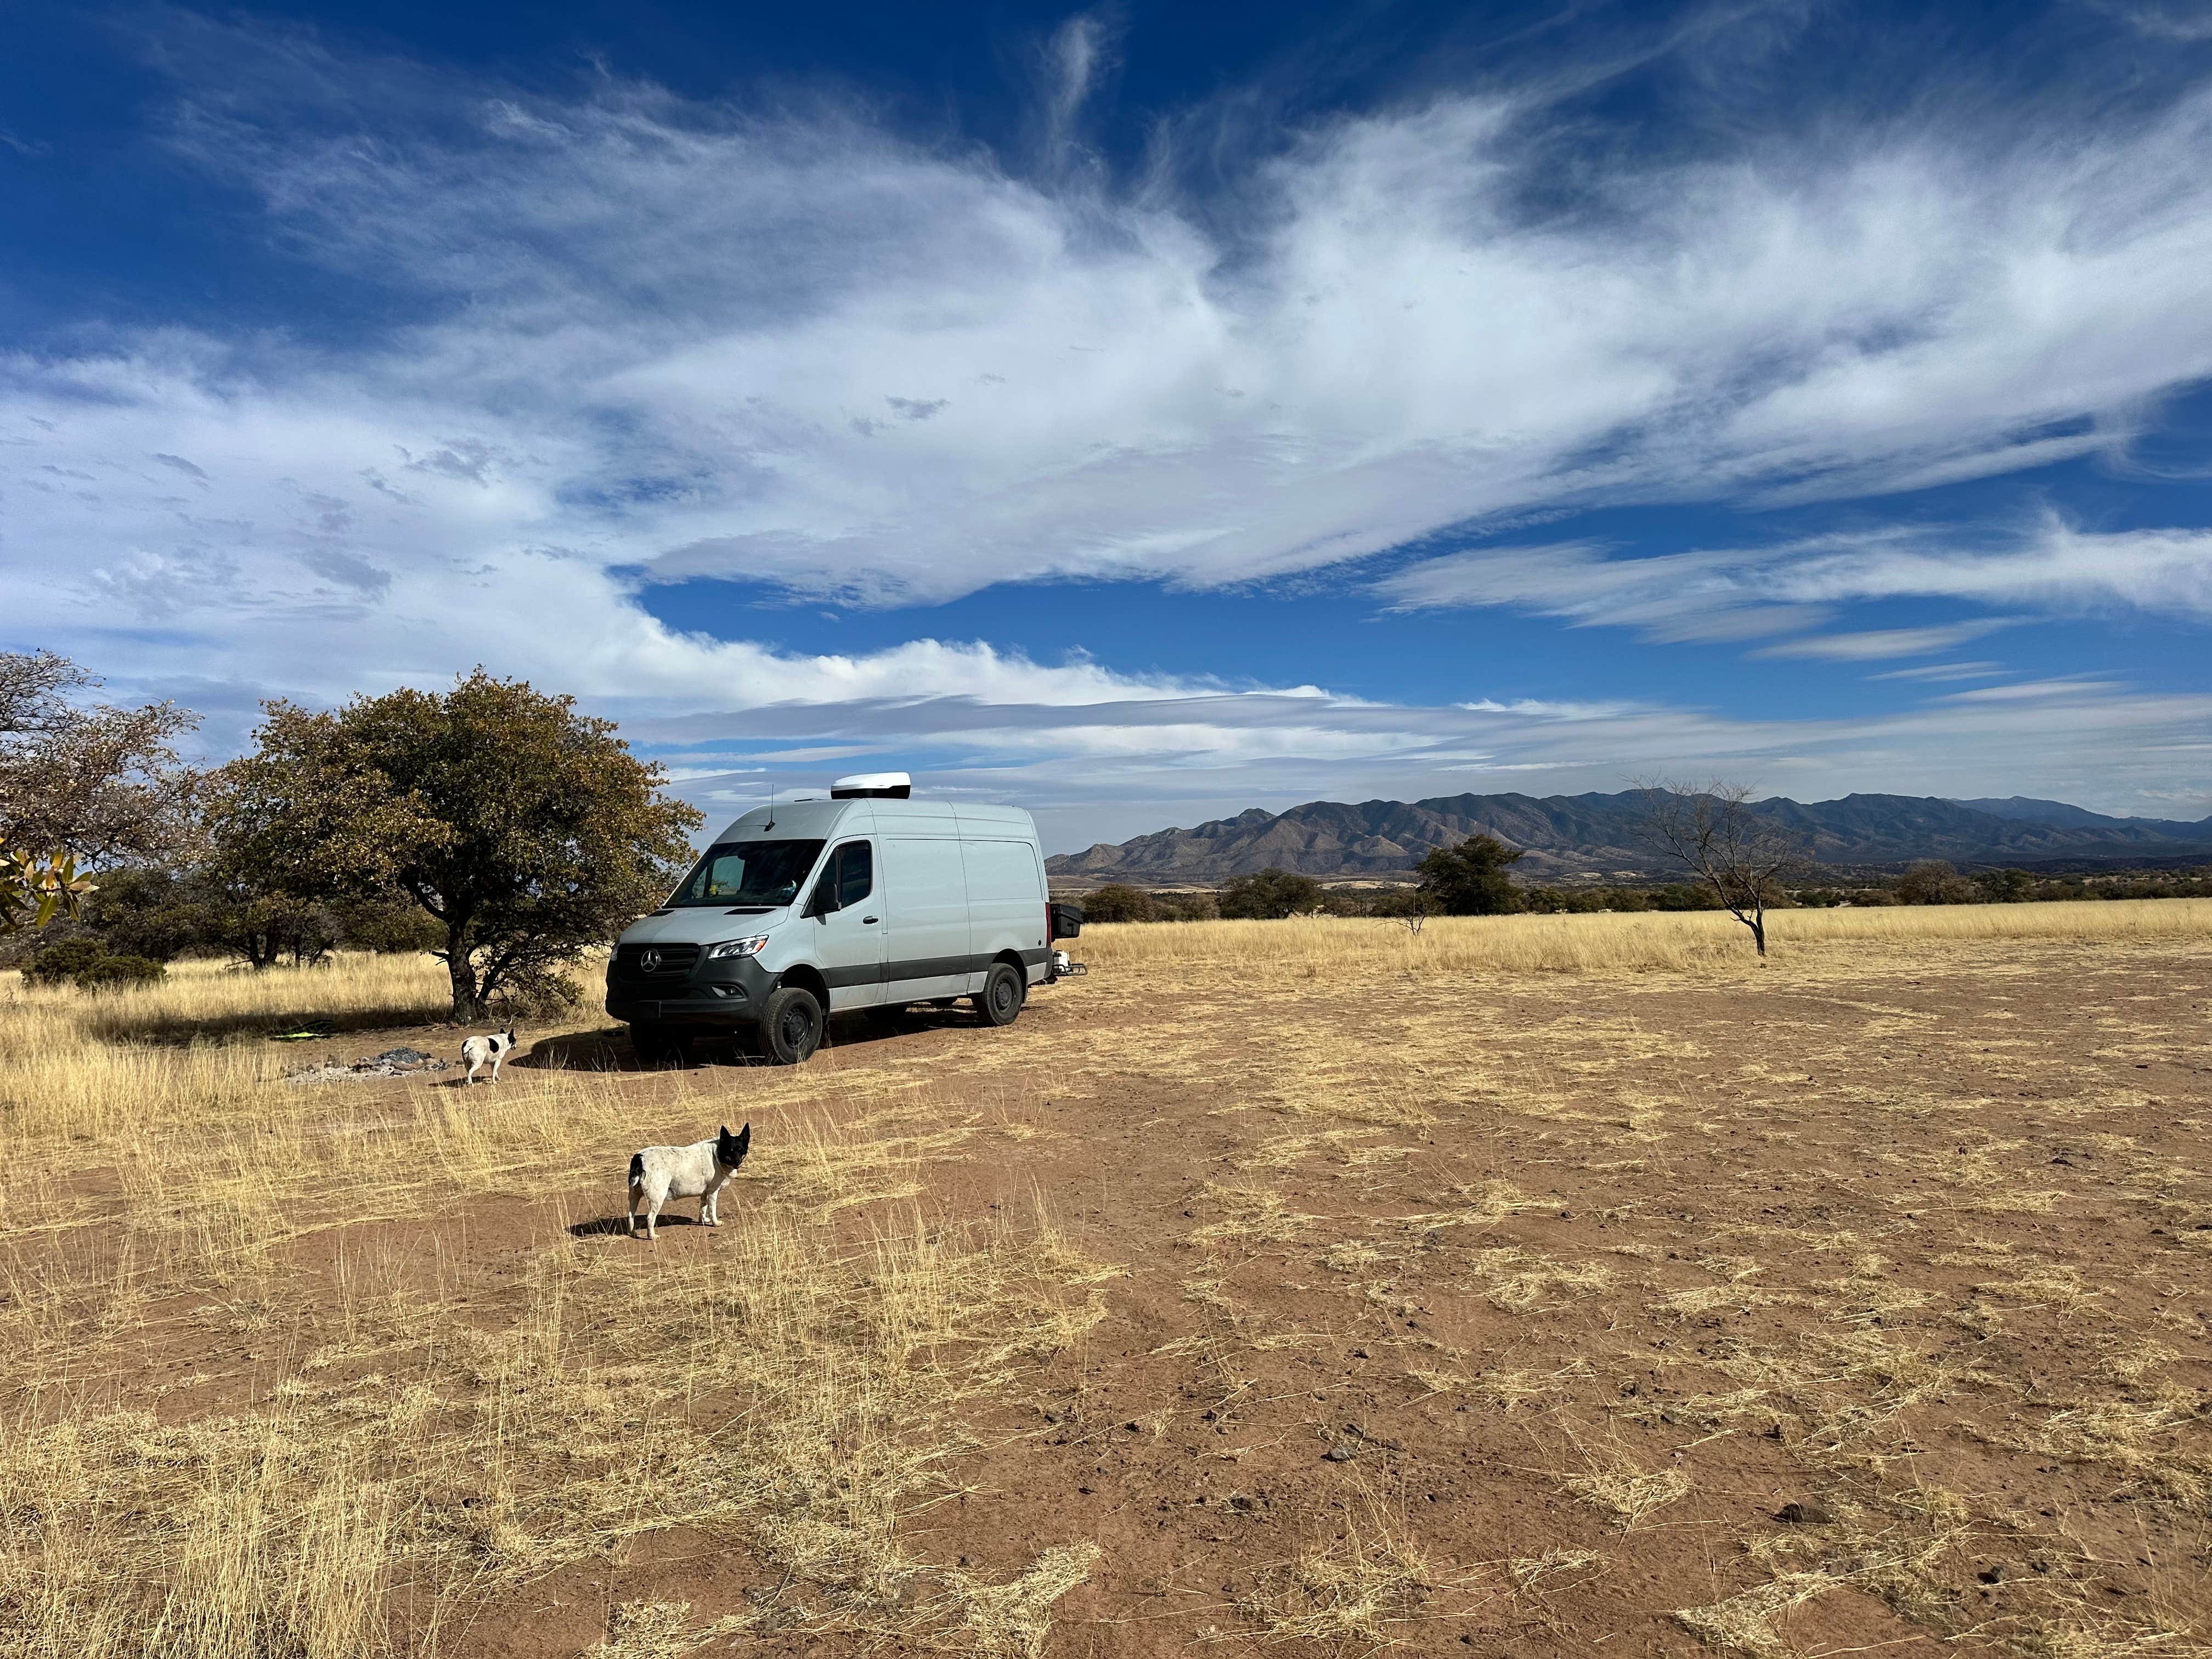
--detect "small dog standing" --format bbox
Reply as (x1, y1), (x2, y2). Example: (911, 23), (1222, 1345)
(627, 1122), (752, 1241)
(461, 1027), (518, 1084)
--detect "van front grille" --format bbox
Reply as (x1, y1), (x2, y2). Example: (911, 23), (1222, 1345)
(613, 943), (701, 981)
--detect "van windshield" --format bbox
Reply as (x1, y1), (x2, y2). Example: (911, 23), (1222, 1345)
(666, 840), (826, 909)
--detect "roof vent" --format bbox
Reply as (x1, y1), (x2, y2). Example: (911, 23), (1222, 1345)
(830, 771), (913, 800)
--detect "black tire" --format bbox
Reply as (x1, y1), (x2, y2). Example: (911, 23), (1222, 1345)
(631, 1021), (687, 1068)
(757, 985), (825, 1064)
(977, 962), (1025, 1028)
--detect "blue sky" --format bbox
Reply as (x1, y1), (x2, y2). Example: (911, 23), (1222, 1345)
(5, 1), (2212, 851)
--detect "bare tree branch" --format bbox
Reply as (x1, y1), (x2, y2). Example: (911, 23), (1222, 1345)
(1632, 777), (1805, 957)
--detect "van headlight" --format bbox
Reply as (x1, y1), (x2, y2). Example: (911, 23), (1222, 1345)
(705, 935), (770, 960)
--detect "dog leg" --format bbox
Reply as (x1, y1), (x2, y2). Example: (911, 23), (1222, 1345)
(490, 1053), (503, 1084)
(627, 1184), (641, 1234)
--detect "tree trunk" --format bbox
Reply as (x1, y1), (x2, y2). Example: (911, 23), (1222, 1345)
(1751, 907), (1767, 957)
(445, 920), (484, 1023)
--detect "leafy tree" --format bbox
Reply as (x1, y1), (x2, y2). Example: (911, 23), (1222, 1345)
(195, 888), (344, 969)
(1217, 867), (1322, 919)
(1, 651), (200, 865)
(1895, 860), (1977, 905)
(207, 670), (702, 1020)
(1080, 882), (1158, 923)
(1973, 867), (2035, 904)
(77, 866), (205, 962)
(1414, 834), (1526, 915)
(1635, 778), (1804, 957)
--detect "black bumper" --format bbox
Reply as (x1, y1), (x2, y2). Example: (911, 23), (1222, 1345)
(606, 955), (774, 1028)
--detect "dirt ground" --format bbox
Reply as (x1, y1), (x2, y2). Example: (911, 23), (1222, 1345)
(10, 931), (2212, 1656)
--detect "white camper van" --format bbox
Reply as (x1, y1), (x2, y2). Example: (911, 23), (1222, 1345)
(605, 773), (1081, 1065)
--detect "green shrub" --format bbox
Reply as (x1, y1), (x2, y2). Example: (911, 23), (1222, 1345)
(1217, 868), (1323, 919)
(22, 936), (109, 986)
(1647, 883), (1727, 911)
(72, 954), (167, 990)
(1152, 891), (1219, 922)
(494, 966), (583, 1019)
(1079, 883), (1158, 923)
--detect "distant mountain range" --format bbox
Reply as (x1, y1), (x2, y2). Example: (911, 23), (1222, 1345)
(1045, 791), (2212, 885)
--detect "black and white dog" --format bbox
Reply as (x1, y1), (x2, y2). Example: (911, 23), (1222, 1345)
(460, 1026), (518, 1084)
(627, 1122), (752, 1240)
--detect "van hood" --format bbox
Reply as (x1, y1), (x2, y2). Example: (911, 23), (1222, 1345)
(617, 906), (791, 947)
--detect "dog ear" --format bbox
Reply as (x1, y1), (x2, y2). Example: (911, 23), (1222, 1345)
(736, 1122), (752, 1157)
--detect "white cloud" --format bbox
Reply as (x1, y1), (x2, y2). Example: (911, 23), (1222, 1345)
(1865, 661), (2006, 682)
(8, 20), (2212, 620)
(4, 15), (2211, 839)
(1753, 620), (2016, 661)
(623, 672), (2212, 845)
(1380, 520), (2212, 641)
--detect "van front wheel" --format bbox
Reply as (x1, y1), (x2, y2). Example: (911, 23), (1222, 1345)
(978, 963), (1025, 1028)
(757, 985), (824, 1064)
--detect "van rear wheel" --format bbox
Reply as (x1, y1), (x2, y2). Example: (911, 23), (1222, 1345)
(977, 963), (1025, 1028)
(757, 985), (824, 1064)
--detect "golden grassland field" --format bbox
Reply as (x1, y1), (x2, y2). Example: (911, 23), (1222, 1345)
(0, 899), (2208, 1657)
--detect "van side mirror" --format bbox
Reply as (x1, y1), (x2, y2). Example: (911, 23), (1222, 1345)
(805, 882), (839, 919)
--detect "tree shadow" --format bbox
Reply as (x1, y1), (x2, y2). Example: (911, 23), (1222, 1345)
(90, 1003), (454, 1049)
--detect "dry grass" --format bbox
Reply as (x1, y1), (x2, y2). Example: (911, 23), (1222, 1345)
(5, 913), (2210, 1658)
(0, 956), (1114, 1657)
(1079, 898), (2212, 975)
(0, 955), (452, 1140)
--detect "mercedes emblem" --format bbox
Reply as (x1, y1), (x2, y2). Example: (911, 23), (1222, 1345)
(641, 947), (663, 972)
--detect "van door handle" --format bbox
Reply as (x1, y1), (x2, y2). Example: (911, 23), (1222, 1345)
(861, 915), (879, 924)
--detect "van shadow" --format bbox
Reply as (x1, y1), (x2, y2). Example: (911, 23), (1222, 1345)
(514, 1027), (639, 1072)
(512, 1027), (775, 1073)
(514, 1008), (978, 1074)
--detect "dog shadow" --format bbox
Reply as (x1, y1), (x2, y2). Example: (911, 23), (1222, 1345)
(568, 1215), (698, 1239)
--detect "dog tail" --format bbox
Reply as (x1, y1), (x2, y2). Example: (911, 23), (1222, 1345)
(627, 1151), (644, 1188)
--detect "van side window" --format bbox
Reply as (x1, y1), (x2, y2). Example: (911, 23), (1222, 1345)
(836, 841), (873, 908)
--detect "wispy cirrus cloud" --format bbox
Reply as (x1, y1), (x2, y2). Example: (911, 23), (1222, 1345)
(3, 9), (2211, 836)
(1378, 520), (2212, 642)
(1866, 660), (2007, 683)
(1753, 620), (2017, 661)
(9, 14), (2212, 623)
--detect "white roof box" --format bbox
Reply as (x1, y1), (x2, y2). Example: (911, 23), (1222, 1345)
(830, 771), (913, 800)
